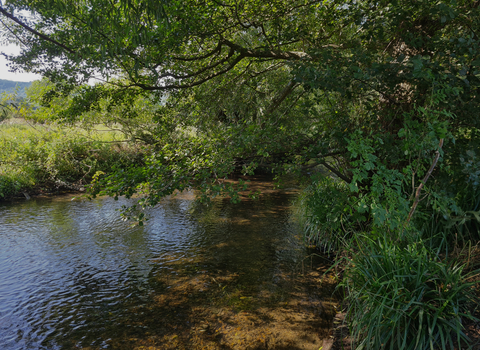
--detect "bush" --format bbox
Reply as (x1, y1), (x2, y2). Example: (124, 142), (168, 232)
(297, 175), (366, 252)
(342, 235), (479, 350)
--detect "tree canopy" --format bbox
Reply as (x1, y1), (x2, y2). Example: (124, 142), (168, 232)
(1, 0), (479, 228)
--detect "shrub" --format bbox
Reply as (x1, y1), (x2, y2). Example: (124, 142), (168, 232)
(417, 181), (480, 253)
(297, 175), (366, 252)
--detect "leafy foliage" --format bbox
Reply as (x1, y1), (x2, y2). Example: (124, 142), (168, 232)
(1, 1), (478, 214)
(297, 175), (366, 252)
(1, 1), (480, 347)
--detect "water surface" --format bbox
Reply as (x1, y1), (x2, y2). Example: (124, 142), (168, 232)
(0, 180), (336, 349)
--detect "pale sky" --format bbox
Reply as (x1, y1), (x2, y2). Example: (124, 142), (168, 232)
(0, 44), (42, 82)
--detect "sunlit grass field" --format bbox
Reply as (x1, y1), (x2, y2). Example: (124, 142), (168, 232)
(0, 118), (138, 199)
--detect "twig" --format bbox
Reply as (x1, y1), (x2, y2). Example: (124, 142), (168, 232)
(406, 138), (444, 224)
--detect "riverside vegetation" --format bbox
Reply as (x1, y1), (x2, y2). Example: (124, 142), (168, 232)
(0, 79), (148, 199)
(0, 118), (139, 199)
(1, 0), (480, 348)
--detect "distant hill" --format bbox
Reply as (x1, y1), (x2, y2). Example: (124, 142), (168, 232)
(0, 79), (33, 98)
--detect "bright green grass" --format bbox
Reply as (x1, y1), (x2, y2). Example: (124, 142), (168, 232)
(0, 118), (138, 198)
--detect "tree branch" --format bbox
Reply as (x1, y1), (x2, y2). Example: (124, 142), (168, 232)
(264, 80), (298, 116)
(406, 138), (444, 223)
(0, 5), (75, 54)
(319, 161), (352, 183)
(131, 54), (246, 90)
(171, 40), (224, 61)
(222, 39), (310, 60)
(155, 47), (235, 80)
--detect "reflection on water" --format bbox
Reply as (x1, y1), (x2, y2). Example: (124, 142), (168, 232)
(0, 179), (336, 350)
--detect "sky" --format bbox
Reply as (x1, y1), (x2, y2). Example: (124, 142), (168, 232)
(0, 44), (42, 82)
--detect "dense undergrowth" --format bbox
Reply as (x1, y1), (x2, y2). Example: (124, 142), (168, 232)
(0, 119), (140, 199)
(298, 174), (480, 349)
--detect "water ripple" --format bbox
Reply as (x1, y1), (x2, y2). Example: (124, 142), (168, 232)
(0, 188), (306, 349)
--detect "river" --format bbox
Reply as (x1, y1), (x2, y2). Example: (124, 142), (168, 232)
(0, 178), (337, 350)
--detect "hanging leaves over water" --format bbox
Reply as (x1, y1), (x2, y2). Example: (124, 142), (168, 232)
(0, 0), (479, 229)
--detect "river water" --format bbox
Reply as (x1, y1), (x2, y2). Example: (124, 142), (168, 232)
(0, 179), (336, 350)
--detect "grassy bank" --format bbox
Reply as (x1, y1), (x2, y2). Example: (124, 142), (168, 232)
(297, 175), (480, 349)
(0, 118), (141, 200)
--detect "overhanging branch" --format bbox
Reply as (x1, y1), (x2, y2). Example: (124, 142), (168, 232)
(319, 161), (352, 183)
(0, 5), (75, 54)
(131, 54), (246, 90)
(222, 39), (310, 60)
(265, 80), (298, 116)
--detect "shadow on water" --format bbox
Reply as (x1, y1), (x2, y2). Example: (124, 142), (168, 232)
(0, 177), (338, 350)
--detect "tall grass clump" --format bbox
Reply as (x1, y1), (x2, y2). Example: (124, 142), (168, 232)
(297, 174), (480, 349)
(341, 234), (479, 350)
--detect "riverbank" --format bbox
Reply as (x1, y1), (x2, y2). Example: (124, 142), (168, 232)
(2, 183), (85, 202)
(0, 118), (141, 201)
